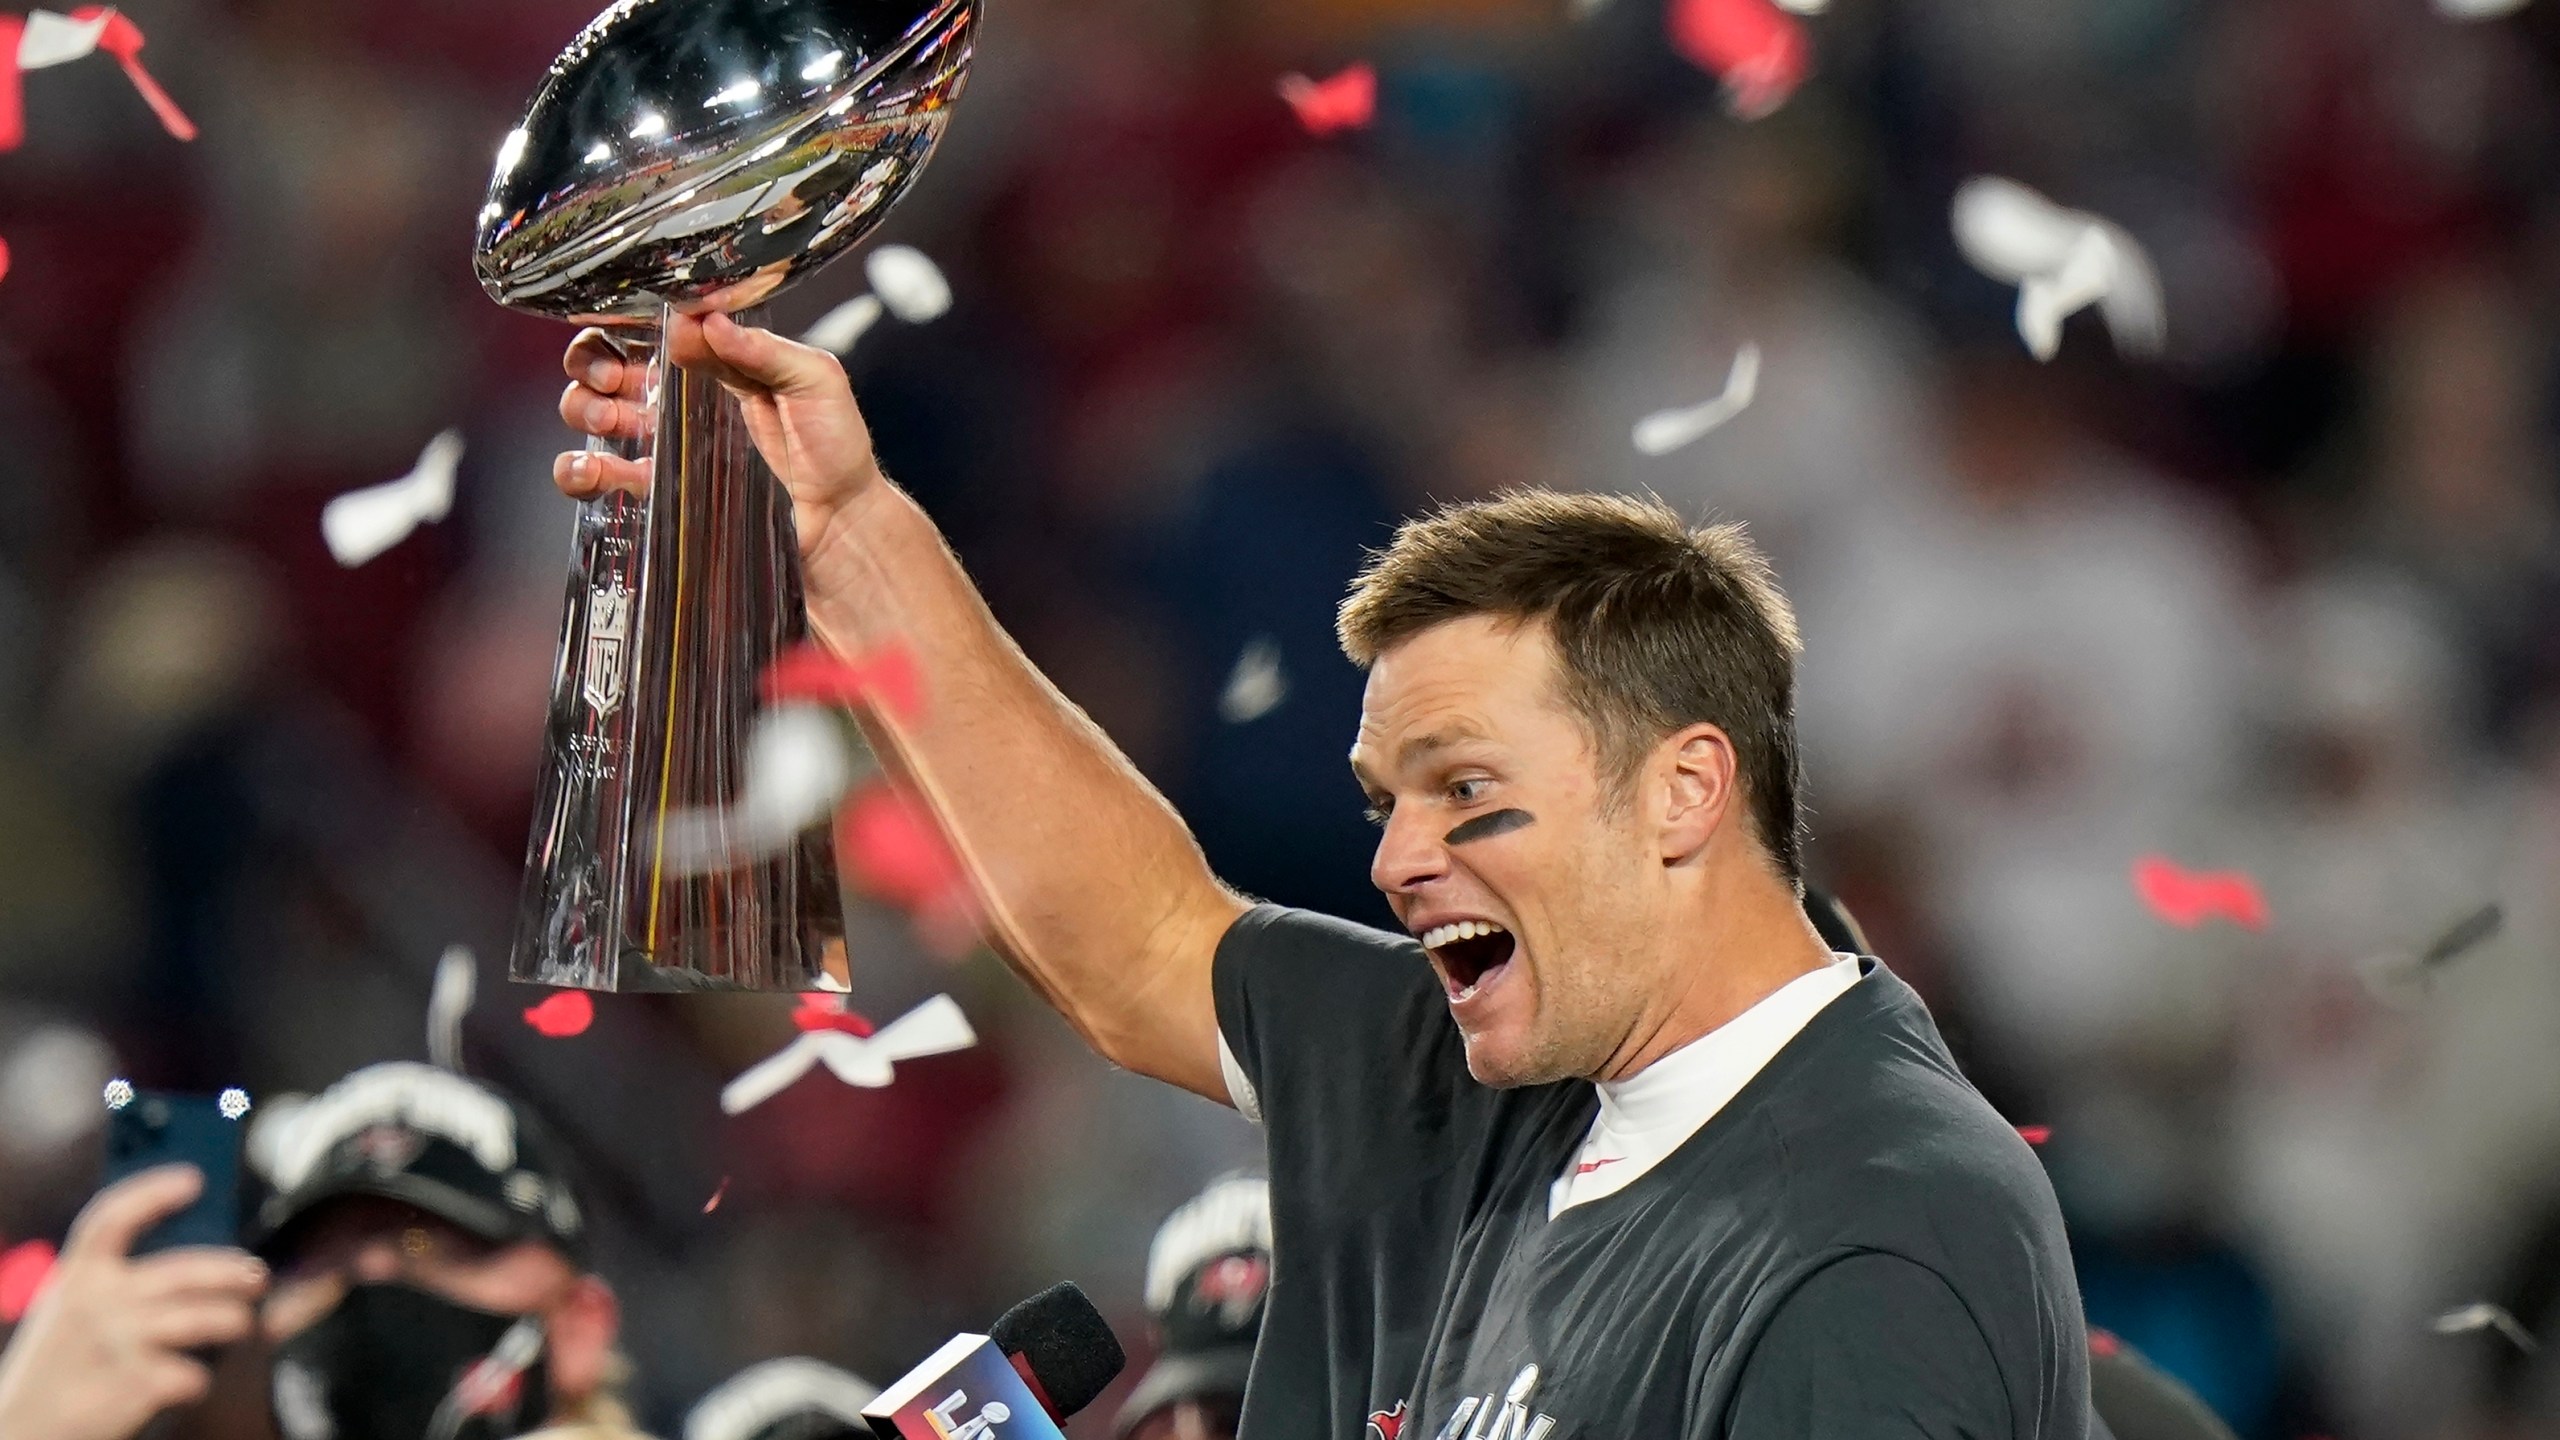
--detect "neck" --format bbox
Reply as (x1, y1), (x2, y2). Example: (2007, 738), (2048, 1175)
(1592, 863), (1835, 1084)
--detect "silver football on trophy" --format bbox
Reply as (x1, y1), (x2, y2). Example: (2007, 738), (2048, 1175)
(473, 0), (975, 323)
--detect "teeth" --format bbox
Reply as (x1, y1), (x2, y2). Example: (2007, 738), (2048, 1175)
(1419, 919), (1509, 950)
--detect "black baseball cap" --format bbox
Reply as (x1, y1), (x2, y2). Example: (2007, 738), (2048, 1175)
(242, 1061), (588, 1262)
(1116, 1176), (1271, 1437)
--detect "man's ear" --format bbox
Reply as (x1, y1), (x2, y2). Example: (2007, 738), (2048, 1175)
(1655, 723), (1737, 864)
(545, 1273), (620, 1407)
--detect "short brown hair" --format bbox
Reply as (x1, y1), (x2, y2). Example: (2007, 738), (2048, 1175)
(1337, 490), (1806, 882)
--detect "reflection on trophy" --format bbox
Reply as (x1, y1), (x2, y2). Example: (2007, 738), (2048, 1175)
(473, 0), (976, 991)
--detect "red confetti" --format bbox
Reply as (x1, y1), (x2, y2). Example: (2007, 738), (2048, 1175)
(0, 1239), (56, 1322)
(0, 236), (11, 285)
(72, 8), (195, 141)
(2131, 855), (2270, 931)
(791, 992), (877, 1037)
(2089, 1327), (2122, 1359)
(1276, 63), (1376, 136)
(702, 1177), (729, 1214)
(840, 781), (972, 927)
(1665, 0), (1810, 120)
(0, 16), (24, 154)
(2016, 1125), (2052, 1146)
(521, 990), (595, 1038)
(762, 642), (923, 722)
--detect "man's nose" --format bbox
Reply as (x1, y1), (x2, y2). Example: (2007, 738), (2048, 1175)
(1370, 810), (1450, 896)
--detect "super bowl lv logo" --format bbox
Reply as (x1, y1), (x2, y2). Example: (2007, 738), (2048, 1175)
(582, 580), (630, 715)
(1433, 1364), (1557, 1440)
(923, 1388), (1013, 1440)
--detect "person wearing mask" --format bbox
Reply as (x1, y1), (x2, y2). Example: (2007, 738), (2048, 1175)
(0, 1060), (647, 1440)
(1116, 1176), (1271, 1440)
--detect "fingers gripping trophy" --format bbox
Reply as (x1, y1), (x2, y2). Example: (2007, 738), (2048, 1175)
(473, 0), (975, 991)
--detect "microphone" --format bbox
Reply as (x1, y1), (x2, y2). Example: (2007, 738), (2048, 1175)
(864, 1282), (1127, 1439)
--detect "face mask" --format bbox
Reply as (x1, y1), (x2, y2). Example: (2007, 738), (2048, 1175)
(271, 1282), (552, 1440)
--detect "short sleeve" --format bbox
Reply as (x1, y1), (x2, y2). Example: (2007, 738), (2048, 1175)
(1212, 904), (1478, 1161)
(1721, 1252), (2012, 1440)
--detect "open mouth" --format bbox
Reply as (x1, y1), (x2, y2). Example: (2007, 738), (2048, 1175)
(1419, 920), (1517, 1002)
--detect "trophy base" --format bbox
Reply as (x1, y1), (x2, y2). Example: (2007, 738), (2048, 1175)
(509, 309), (845, 994)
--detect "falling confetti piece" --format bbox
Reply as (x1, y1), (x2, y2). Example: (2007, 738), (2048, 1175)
(428, 944), (475, 1072)
(1770, 0), (1828, 11)
(17, 8), (108, 69)
(322, 428), (463, 567)
(1665, 0), (1810, 120)
(102, 1077), (132, 1110)
(762, 641), (924, 722)
(792, 991), (877, 1037)
(2088, 1328), (2122, 1358)
(2432, 1303), (2540, 1352)
(521, 990), (594, 1038)
(1951, 177), (2162, 362)
(865, 244), (951, 324)
(654, 704), (864, 877)
(216, 1087), (251, 1120)
(2131, 855), (2269, 931)
(2016, 1125), (2051, 1146)
(802, 293), (884, 355)
(1276, 62), (1376, 136)
(0, 236), (12, 285)
(702, 1176), (729, 1213)
(0, 1239), (55, 1322)
(79, 8), (193, 141)
(2418, 902), (2505, 971)
(1219, 638), (1289, 724)
(841, 781), (970, 918)
(2435, 0), (2530, 16)
(1632, 343), (1762, 456)
(719, 994), (977, 1114)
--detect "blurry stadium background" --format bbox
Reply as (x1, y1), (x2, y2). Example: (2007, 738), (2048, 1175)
(2, 0), (2560, 1435)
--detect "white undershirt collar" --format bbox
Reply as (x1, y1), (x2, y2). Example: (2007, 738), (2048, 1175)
(1549, 955), (1863, 1218)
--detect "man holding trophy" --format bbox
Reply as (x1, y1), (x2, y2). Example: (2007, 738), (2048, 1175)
(543, 273), (2092, 1439)
(493, 0), (2088, 1433)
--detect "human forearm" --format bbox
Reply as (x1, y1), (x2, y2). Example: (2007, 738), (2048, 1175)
(801, 479), (1244, 1098)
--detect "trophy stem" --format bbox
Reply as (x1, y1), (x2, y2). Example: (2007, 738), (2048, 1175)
(510, 307), (844, 991)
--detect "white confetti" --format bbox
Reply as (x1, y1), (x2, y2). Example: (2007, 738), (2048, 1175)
(2434, 0), (2530, 16)
(655, 705), (863, 876)
(1218, 637), (1289, 724)
(863, 244), (951, 324)
(321, 428), (463, 567)
(801, 294), (884, 355)
(428, 944), (475, 1073)
(1951, 177), (2162, 363)
(1632, 343), (1762, 456)
(1771, 0), (1829, 12)
(102, 1077), (133, 1110)
(2433, 1303), (2540, 1352)
(18, 9), (110, 70)
(718, 994), (977, 1114)
(216, 1088), (251, 1121)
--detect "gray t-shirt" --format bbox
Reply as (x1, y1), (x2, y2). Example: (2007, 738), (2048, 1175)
(1212, 904), (2092, 1440)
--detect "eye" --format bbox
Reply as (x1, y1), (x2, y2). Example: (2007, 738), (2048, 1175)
(1448, 777), (1491, 806)
(1362, 802), (1392, 828)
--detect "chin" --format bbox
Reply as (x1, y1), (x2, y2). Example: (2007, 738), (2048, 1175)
(1460, 1031), (1565, 1089)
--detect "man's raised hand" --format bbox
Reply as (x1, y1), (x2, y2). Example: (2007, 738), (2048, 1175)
(554, 310), (887, 572)
(0, 1165), (269, 1440)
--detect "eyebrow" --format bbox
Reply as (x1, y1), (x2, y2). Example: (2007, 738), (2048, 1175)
(1348, 723), (1493, 791)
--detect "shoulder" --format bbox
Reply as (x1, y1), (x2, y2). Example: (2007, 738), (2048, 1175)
(1745, 967), (2073, 1287)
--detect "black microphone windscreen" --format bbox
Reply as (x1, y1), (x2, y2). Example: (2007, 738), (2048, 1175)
(989, 1282), (1126, 1418)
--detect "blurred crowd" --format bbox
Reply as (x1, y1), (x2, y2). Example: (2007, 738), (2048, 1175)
(3, 0), (2560, 1435)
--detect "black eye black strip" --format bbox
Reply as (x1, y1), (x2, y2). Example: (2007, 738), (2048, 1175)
(1444, 808), (1534, 847)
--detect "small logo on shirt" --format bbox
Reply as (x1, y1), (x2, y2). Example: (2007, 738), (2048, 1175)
(1434, 1364), (1557, 1440)
(1573, 1156), (1623, 1176)
(1365, 1399), (1407, 1439)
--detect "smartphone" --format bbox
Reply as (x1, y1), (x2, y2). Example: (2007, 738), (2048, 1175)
(102, 1090), (248, 1253)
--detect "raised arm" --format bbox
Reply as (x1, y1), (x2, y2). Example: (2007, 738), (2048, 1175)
(555, 311), (1245, 1101)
